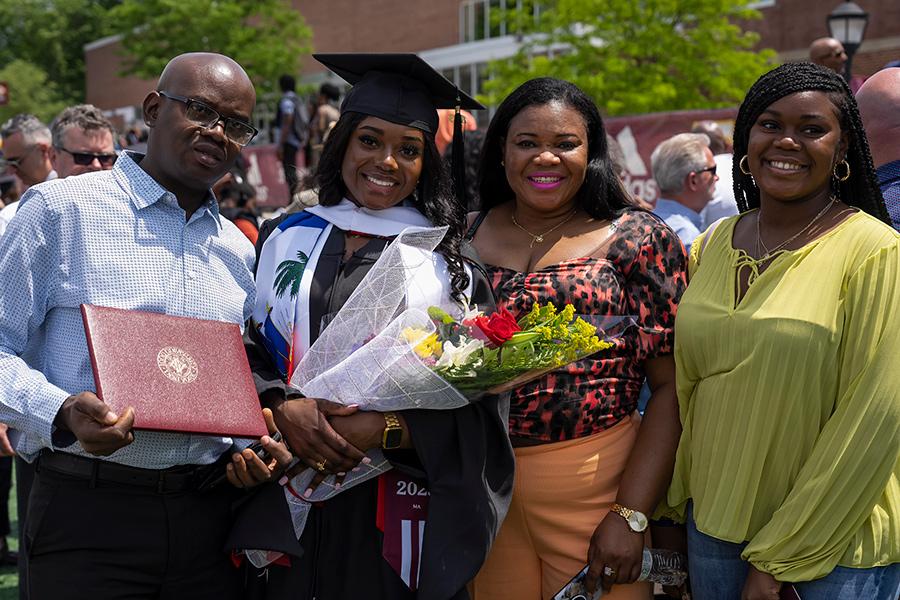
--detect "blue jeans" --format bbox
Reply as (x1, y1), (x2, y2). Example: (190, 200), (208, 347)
(686, 505), (900, 599)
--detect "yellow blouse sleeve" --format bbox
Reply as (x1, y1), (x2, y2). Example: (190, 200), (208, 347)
(741, 242), (900, 581)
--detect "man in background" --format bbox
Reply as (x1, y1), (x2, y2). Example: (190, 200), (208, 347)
(49, 104), (118, 179)
(810, 37), (848, 74)
(691, 120), (738, 228)
(857, 67), (900, 230)
(0, 115), (55, 237)
(651, 133), (718, 251)
(275, 74), (309, 201)
(308, 82), (341, 172)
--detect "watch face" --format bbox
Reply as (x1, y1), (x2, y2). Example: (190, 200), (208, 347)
(628, 511), (649, 532)
(384, 428), (403, 449)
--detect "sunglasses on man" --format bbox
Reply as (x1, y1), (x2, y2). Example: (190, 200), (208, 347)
(55, 146), (118, 167)
(696, 164), (717, 176)
(157, 91), (258, 146)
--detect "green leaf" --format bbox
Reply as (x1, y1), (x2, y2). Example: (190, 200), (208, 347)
(482, 0), (777, 116)
(0, 60), (68, 124)
(107, 0), (312, 96)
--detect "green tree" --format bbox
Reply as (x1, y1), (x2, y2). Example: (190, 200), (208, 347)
(108, 0), (312, 96)
(483, 0), (777, 115)
(0, 60), (68, 125)
(0, 0), (121, 105)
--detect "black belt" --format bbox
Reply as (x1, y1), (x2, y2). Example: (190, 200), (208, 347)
(37, 450), (215, 493)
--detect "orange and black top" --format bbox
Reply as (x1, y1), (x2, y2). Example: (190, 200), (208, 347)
(484, 209), (687, 442)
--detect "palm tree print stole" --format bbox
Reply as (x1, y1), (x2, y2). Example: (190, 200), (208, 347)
(252, 211), (332, 379)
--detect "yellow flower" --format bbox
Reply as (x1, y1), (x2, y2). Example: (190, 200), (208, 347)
(402, 327), (429, 343)
(415, 333), (442, 359)
(401, 327), (443, 359)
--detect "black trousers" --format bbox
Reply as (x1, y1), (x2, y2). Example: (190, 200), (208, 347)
(16, 456), (34, 600)
(25, 467), (241, 600)
(0, 456), (11, 538)
(281, 143), (300, 199)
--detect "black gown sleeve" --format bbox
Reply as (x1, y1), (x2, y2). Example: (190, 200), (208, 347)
(388, 251), (515, 600)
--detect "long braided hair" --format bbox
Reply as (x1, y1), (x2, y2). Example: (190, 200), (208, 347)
(732, 62), (889, 224)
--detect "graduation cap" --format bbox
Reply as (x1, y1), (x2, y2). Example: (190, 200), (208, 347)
(314, 53), (484, 208)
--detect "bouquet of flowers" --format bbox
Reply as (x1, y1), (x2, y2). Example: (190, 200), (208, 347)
(405, 303), (612, 397)
(245, 226), (616, 568)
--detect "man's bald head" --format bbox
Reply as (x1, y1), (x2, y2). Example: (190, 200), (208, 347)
(140, 52), (257, 211)
(857, 68), (900, 168)
(157, 52), (254, 104)
(809, 37), (848, 74)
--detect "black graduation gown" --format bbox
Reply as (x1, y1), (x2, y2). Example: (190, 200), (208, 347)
(232, 214), (514, 600)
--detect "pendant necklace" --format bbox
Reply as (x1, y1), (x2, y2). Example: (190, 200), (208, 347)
(756, 196), (836, 260)
(511, 209), (578, 248)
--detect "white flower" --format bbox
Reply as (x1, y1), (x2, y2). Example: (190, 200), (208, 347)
(435, 338), (484, 368)
(461, 302), (483, 322)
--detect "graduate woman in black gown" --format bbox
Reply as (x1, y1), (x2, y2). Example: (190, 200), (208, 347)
(234, 54), (514, 600)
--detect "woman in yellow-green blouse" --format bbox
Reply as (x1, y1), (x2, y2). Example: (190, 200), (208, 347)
(665, 63), (900, 600)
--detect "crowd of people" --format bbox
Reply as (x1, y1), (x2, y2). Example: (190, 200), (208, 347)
(0, 41), (897, 600)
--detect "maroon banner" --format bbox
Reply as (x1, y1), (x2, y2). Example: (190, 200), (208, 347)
(244, 107), (739, 210)
(605, 107), (738, 206)
(242, 144), (304, 209)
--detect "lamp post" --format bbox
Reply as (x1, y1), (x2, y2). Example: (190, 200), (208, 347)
(827, 2), (869, 82)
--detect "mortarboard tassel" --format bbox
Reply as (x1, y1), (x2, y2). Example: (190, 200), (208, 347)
(451, 98), (468, 212)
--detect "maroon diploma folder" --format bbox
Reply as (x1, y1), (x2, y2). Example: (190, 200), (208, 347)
(81, 304), (267, 439)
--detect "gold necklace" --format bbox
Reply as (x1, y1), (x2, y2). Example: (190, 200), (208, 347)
(511, 209), (578, 248)
(756, 196), (836, 260)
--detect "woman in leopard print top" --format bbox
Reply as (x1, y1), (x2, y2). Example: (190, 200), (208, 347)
(469, 78), (687, 600)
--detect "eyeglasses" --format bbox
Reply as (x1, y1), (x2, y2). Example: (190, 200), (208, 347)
(157, 91), (258, 146)
(55, 146), (117, 167)
(0, 145), (38, 171)
(696, 165), (717, 176)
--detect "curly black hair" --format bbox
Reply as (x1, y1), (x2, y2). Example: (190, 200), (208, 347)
(314, 111), (470, 301)
(478, 77), (636, 220)
(733, 62), (889, 223)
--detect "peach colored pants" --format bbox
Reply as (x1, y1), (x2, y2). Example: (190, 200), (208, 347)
(473, 414), (651, 600)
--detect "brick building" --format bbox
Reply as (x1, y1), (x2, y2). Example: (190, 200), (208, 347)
(85, 0), (900, 122)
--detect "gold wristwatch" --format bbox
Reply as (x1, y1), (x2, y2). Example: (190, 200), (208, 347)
(610, 503), (649, 533)
(382, 412), (403, 450)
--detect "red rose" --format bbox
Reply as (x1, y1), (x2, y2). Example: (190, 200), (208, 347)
(473, 308), (521, 346)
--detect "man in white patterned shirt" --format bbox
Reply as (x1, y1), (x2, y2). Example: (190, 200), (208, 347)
(0, 53), (288, 599)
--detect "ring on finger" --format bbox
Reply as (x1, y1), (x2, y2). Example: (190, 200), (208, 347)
(314, 459), (327, 472)
(602, 566), (616, 577)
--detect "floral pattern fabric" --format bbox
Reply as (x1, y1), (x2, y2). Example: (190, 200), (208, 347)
(486, 209), (687, 441)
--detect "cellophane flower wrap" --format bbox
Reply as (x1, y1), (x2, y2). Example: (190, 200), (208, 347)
(244, 226), (612, 568)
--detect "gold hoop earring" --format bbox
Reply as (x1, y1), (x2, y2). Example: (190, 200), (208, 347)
(739, 155), (751, 176)
(501, 160), (505, 166)
(833, 159), (850, 182)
